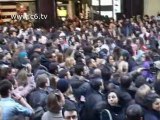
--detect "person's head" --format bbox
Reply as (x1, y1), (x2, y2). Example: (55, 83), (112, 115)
(59, 69), (70, 79)
(74, 64), (84, 76)
(48, 63), (58, 75)
(101, 66), (112, 82)
(93, 68), (101, 77)
(57, 79), (70, 94)
(0, 80), (12, 97)
(97, 40), (102, 47)
(18, 51), (28, 59)
(141, 27), (147, 34)
(57, 52), (64, 63)
(47, 90), (65, 113)
(36, 74), (50, 88)
(0, 66), (12, 80)
(86, 58), (97, 68)
(45, 50), (57, 62)
(51, 52), (58, 62)
(135, 75), (146, 88)
(16, 69), (28, 86)
(93, 26), (98, 32)
(62, 102), (78, 120)
(10, 68), (18, 77)
(126, 104), (143, 120)
(144, 92), (160, 111)
(107, 55), (115, 65)
(120, 75), (132, 89)
(65, 57), (76, 68)
(135, 84), (151, 105)
(49, 75), (57, 89)
(90, 77), (104, 91)
(107, 90), (120, 106)
(141, 54), (151, 62)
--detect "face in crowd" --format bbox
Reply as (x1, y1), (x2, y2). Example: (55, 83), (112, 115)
(107, 92), (119, 106)
(152, 98), (160, 111)
(64, 110), (78, 120)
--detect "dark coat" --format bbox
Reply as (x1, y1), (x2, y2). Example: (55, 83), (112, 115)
(106, 105), (125, 120)
(82, 90), (105, 120)
(27, 88), (49, 110)
(70, 75), (91, 101)
(144, 109), (160, 120)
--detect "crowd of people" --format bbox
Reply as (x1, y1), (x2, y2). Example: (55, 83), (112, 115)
(0, 14), (160, 120)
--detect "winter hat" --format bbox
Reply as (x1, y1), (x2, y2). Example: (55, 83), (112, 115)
(57, 79), (69, 93)
(18, 51), (28, 58)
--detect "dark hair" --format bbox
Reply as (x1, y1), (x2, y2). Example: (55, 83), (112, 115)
(154, 80), (160, 95)
(48, 63), (58, 75)
(106, 55), (115, 63)
(120, 75), (132, 88)
(101, 66), (112, 82)
(0, 67), (12, 80)
(144, 92), (160, 110)
(135, 75), (146, 88)
(107, 89), (124, 105)
(90, 77), (102, 91)
(62, 102), (78, 117)
(44, 50), (54, 59)
(74, 64), (84, 76)
(126, 104), (143, 120)
(0, 80), (12, 97)
(58, 69), (68, 79)
(86, 57), (91, 66)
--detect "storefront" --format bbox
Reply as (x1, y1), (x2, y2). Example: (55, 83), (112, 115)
(56, 0), (68, 20)
(0, 0), (36, 23)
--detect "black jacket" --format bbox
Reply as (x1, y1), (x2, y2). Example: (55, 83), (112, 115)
(144, 109), (160, 120)
(27, 88), (49, 110)
(70, 75), (91, 101)
(82, 90), (105, 120)
(106, 105), (125, 120)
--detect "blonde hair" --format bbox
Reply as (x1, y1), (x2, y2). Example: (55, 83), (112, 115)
(16, 69), (28, 86)
(65, 57), (76, 68)
(117, 61), (128, 73)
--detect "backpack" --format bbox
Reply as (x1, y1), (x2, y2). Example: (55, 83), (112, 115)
(100, 109), (113, 120)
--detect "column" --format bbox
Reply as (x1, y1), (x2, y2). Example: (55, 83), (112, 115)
(68, 0), (75, 19)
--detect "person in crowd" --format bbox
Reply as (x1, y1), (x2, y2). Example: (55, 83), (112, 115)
(0, 14), (160, 120)
(27, 74), (52, 119)
(103, 90), (125, 120)
(57, 78), (77, 109)
(82, 77), (104, 120)
(62, 102), (78, 120)
(0, 80), (34, 120)
(143, 92), (160, 120)
(69, 64), (91, 102)
(41, 90), (65, 120)
(14, 63), (36, 97)
(126, 104), (144, 120)
(135, 84), (151, 107)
